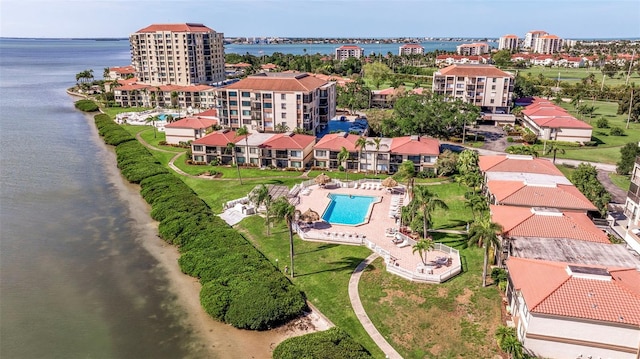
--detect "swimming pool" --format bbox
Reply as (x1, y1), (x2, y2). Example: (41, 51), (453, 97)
(322, 194), (376, 226)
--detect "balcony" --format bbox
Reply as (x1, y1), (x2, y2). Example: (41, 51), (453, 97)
(275, 151), (288, 159)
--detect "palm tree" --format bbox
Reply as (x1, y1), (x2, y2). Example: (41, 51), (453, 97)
(413, 186), (449, 238)
(396, 160), (416, 194)
(272, 197), (299, 279)
(337, 146), (350, 181)
(144, 115), (159, 138)
(226, 142), (242, 185)
(412, 238), (435, 265)
(354, 136), (371, 173)
(467, 216), (503, 287)
(235, 126), (249, 183)
(249, 184), (272, 235)
(544, 142), (565, 164)
(371, 137), (383, 175)
(274, 123), (290, 133)
(465, 193), (489, 221)
(103, 67), (110, 80)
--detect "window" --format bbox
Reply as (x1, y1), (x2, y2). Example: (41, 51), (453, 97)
(492, 78), (497, 83)
(241, 91), (250, 97)
(490, 99), (495, 104)
(249, 148), (257, 154)
(281, 94), (286, 100)
(230, 110), (238, 115)
(242, 101), (251, 107)
(491, 85), (496, 90)
(281, 103), (286, 110)
(193, 145), (203, 152)
(242, 110), (251, 116)
(263, 93), (272, 99)
(281, 113), (287, 119)
(290, 151), (302, 158)
(228, 91), (237, 96)
(316, 150), (327, 157)
(264, 103), (272, 109)
(291, 161), (301, 168)
(229, 100), (238, 106)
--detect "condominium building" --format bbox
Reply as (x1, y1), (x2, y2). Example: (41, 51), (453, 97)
(498, 35), (519, 52)
(129, 23), (225, 86)
(523, 30), (547, 49)
(533, 34), (563, 54)
(398, 44), (424, 55)
(456, 43), (490, 56)
(624, 156), (640, 253)
(216, 72), (336, 134)
(335, 45), (364, 60)
(431, 64), (514, 114)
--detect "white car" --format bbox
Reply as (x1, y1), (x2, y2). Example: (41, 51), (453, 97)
(631, 228), (640, 236)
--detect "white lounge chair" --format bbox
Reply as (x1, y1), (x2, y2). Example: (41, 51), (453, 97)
(353, 182), (359, 189)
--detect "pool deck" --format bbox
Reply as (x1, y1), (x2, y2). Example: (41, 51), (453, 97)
(295, 182), (461, 283)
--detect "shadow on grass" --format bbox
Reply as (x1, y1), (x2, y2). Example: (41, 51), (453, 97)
(294, 256), (367, 277)
(296, 243), (339, 255)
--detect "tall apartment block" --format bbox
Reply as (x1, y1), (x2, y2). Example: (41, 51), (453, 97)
(129, 23), (225, 86)
(216, 72), (336, 134)
(432, 64), (514, 114)
(335, 45), (364, 60)
(399, 44), (424, 55)
(498, 35), (519, 52)
(456, 43), (490, 56)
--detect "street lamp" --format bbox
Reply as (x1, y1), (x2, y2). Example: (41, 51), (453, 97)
(275, 258), (279, 271)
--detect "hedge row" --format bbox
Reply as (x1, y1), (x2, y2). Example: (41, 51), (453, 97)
(94, 114), (307, 330)
(273, 327), (372, 359)
(75, 99), (99, 112)
(95, 114), (135, 146)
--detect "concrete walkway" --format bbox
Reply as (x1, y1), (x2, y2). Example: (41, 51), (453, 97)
(597, 169), (628, 204)
(349, 253), (403, 359)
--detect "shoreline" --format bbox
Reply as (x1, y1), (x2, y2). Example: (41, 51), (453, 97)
(78, 103), (330, 358)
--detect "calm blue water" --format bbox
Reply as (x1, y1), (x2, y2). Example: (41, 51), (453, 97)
(322, 194), (376, 225)
(0, 38), (210, 359)
(317, 118), (369, 138)
(226, 41), (498, 56)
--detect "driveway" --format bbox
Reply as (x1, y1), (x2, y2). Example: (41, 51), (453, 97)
(474, 124), (509, 152)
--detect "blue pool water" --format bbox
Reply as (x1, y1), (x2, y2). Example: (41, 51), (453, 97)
(322, 194), (376, 226)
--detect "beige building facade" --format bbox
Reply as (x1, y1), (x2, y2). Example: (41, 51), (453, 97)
(129, 23), (225, 86)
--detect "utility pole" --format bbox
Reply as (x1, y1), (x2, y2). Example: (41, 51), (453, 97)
(626, 88), (634, 129)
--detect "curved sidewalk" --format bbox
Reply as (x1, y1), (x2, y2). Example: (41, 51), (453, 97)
(349, 253), (403, 359)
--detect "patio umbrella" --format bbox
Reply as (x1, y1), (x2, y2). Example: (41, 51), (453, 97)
(382, 177), (398, 188)
(314, 173), (331, 186)
(299, 208), (320, 223)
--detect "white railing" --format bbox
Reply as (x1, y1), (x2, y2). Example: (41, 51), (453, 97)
(224, 196), (249, 210)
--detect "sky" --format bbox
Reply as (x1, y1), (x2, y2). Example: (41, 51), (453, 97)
(1, 0), (639, 39)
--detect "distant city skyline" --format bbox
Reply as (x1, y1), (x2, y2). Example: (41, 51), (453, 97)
(1, 0), (639, 39)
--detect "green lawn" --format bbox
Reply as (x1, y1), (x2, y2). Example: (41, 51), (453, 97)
(102, 106), (151, 119)
(555, 164), (576, 179)
(609, 173), (631, 192)
(239, 216), (383, 358)
(509, 66), (640, 87)
(358, 236), (503, 359)
(424, 183), (474, 230)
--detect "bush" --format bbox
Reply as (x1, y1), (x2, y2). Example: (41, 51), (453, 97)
(584, 141), (598, 146)
(506, 137), (514, 143)
(610, 126), (625, 136)
(521, 132), (538, 145)
(596, 117), (609, 128)
(75, 99), (99, 112)
(273, 327), (372, 359)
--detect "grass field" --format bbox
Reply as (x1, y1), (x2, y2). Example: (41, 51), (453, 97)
(425, 183), (475, 230)
(102, 106), (151, 119)
(238, 216), (383, 358)
(609, 173), (631, 192)
(508, 66), (640, 87)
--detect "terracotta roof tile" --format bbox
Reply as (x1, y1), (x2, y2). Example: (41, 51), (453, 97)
(165, 117), (217, 129)
(314, 133), (360, 152)
(487, 180), (597, 211)
(223, 73), (328, 92)
(192, 130), (246, 147)
(260, 133), (315, 150)
(196, 109), (218, 117)
(390, 136), (440, 156)
(135, 23), (214, 33)
(533, 116), (593, 130)
(110, 66), (135, 74)
(491, 205), (609, 243)
(479, 155), (563, 176)
(436, 64), (513, 78)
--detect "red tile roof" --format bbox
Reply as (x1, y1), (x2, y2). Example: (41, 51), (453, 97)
(260, 133), (315, 150)
(192, 130), (246, 147)
(223, 73), (328, 92)
(502, 34), (518, 39)
(135, 23), (214, 33)
(337, 45), (363, 50)
(225, 62), (252, 68)
(116, 83), (151, 91)
(165, 117), (217, 129)
(523, 103), (592, 129)
(314, 133), (360, 152)
(196, 109), (218, 117)
(490, 205), (609, 243)
(533, 116), (593, 130)
(437, 64), (513, 78)
(390, 136), (440, 156)
(479, 155), (563, 176)
(507, 257), (640, 326)
(401, 44), (424, 48)
(110, 66), (135, 74)
(179, 85), (214, 92)
(487, 180), (597, 211)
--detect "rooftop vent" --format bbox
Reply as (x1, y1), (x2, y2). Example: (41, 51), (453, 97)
(566, 265), (611, 281)
(505, 154), (534, 160)
(410, 135), (419, 141)
(530, 207), (562, 216)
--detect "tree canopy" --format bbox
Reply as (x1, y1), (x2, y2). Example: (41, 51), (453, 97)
(616, 142), (640, 175)
(363, 62), (392, 89)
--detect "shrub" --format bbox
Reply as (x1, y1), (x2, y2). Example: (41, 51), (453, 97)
(596, 117), (609, 128)
(273, 327), (372, 359)
(610, 126), (625, 136)
(75, 99), (99, 112)
(521, 132), (538, 144)
(506, 137), (514, 143)
(584, 141), (598, 146)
